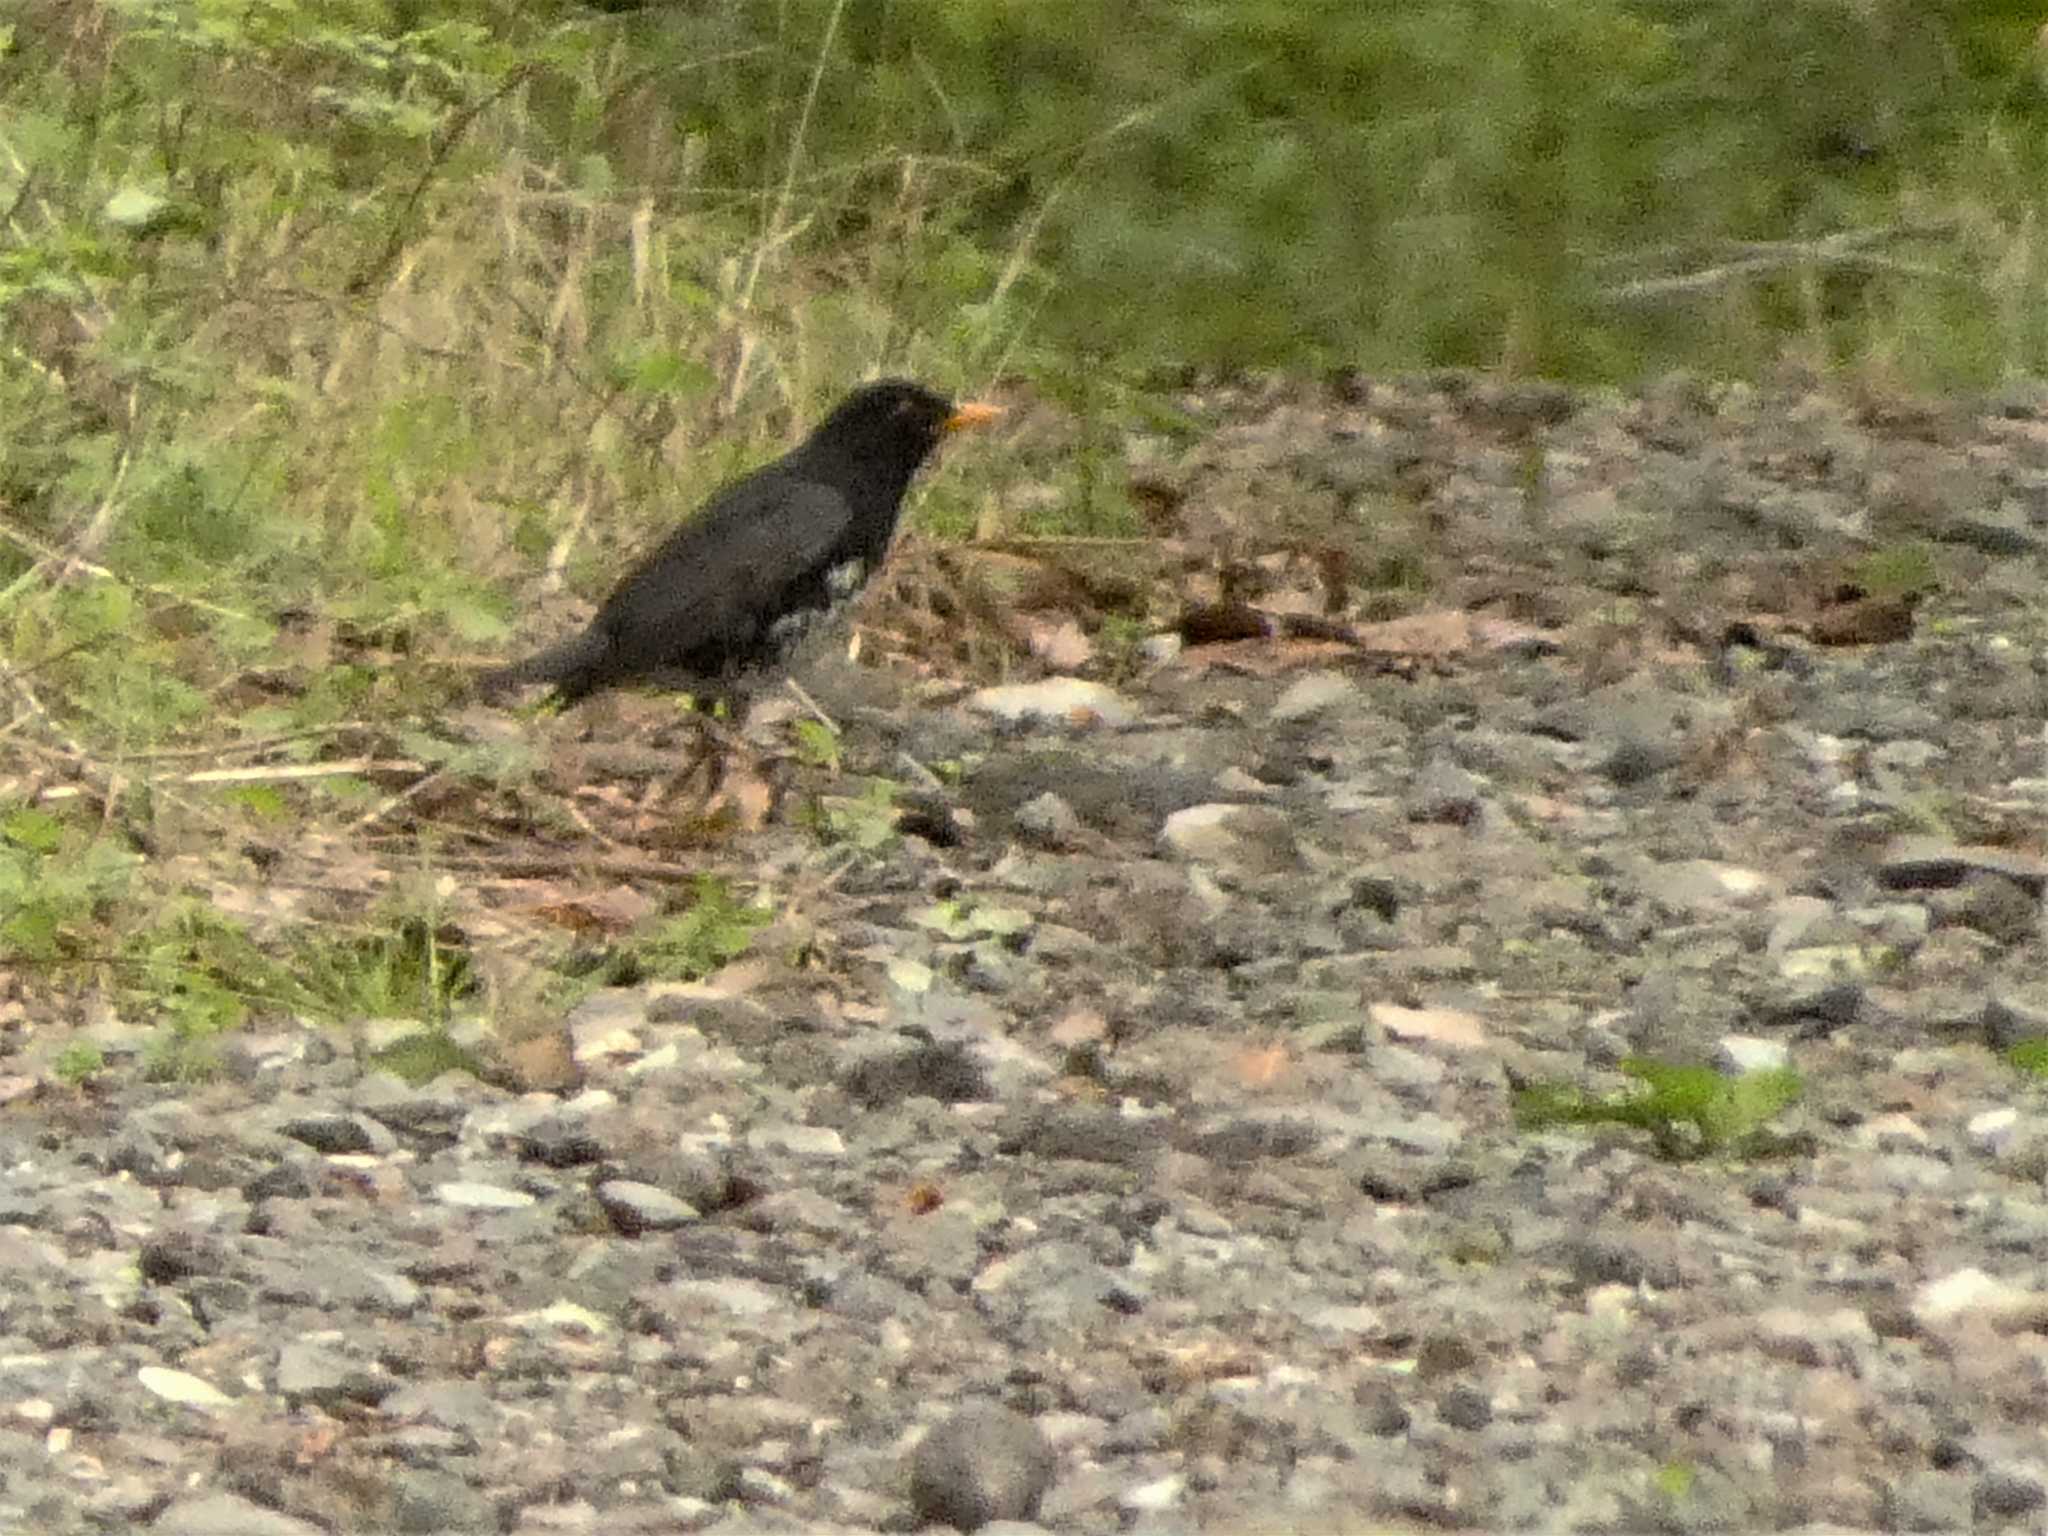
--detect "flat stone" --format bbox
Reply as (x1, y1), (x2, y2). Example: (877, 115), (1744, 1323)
(967, 679), (1138, 729)
(910, 1402), (1058, 1531)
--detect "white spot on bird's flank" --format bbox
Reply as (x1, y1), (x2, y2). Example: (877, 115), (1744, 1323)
(824, 559), (866, 598)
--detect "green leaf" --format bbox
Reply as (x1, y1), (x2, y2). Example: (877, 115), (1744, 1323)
(3, 808), (64, 854)
(793, 719), (841, 771)
(613, 345), (716, 400)
(225, 785), (289, 821)
(103, 186), (169, 230)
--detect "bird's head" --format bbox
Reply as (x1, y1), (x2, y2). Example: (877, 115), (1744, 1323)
(809, 379), (1002, 470)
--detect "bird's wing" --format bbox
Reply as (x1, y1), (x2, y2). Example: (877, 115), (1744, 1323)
(595, 473), (857, 671)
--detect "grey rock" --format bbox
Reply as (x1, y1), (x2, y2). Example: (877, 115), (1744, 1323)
(1975, 1467), (2048, 1520)
(387, 1470), (495, 1534)
(154, 1493), (326, 1536)
(910, 1402), (1057, 1532)
(1406, 754), (1486, 826)
(1159, 802), (1302, 876)
(967, 678), (1138, 729)
(1014, 792), (1085, 849)
(594, 1180), (698, 1234)
(276, 1112), (387, 1155)
(1886, 1470), (1974, 1532)
(1270, 671), (1356, 722)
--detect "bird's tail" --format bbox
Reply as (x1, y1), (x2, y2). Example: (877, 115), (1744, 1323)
(474, 628), (609, 702)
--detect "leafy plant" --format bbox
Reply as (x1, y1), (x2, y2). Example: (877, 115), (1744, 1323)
(912, 898), (1034, 944)
(627, 876), (772, 983)
(52, 1042), (106, 1086)
(1515, 1058), (1803, 1159)
(793, 718), (844, 773)
(807, 780), (903, 853)
(0, 806), (138, 964)
(127, 896), (477, 1035)
(1851, 542), (1940, 599)
(2007, 1039), (2048, 1078)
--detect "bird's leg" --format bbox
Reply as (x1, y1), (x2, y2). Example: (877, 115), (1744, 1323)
(676, 689), (758, 803)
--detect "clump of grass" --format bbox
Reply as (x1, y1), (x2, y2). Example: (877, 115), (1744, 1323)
(623, 875), (773, 983)
(1515, 1058), (1803, 1159)
(1851, 542), (1940, 599)
(52, 1043), (106, 1087)
(2007, 1040), (2048, 1078)
(0, 805), (139, 965)
(114, 882), (483, 1081)
(369, 1029), (488, 1087)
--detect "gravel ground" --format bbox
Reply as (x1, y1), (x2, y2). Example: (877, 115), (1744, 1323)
(5, 372), (2048, 1533)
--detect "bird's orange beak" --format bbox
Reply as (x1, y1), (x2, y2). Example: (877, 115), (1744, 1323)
(943, 401), (1003, 433)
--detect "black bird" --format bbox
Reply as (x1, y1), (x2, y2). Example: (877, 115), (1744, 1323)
(481, 379), (1000, 707)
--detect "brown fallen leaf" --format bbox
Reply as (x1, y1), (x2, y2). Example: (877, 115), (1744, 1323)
(1806, 591), (1920, 646)
(1022, 615), (1094, 670)
(1353, 607), (1474, 658)
(1233, 1042), (1295, 1088)
(503, 1027), (579, 1093)
(1127, 477), (1187, 536)
(1049, 1007), (1110, 1048)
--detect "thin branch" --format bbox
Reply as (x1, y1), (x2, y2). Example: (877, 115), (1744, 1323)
(724, 0), (848, 412)
(0, 513), (253, 622)
(0, 758), (427, 804)
(1597, 224), (1963, 305)
(345, 63), (537, 296)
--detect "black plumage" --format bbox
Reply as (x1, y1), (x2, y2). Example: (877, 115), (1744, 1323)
(482, 380), (999, 706)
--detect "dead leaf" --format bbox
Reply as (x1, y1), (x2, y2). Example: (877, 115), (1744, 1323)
(293, 1421), (342, 1465)
(1127, 477), (1186, 536)
(1232, 1043), (1294, 1088)
(1353, 608), (1473, 657)
(1049, 1007), (1110, 1048)
(1807, 592), (1920, 646)
(526, 902), (618, 937)
(1160, 1338), (1262, 1387)
(503, 1028), (579, 1092)
(1023, 616), (1094, 670)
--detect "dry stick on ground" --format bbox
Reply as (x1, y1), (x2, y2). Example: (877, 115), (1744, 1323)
(350, 770), (449, 833)
(103, 724), (377, 764)
(0, 664), (136, 832)
(410, 849), (707, 883)
(783, 677), (838, 733)
(0, 758), (428, 804)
